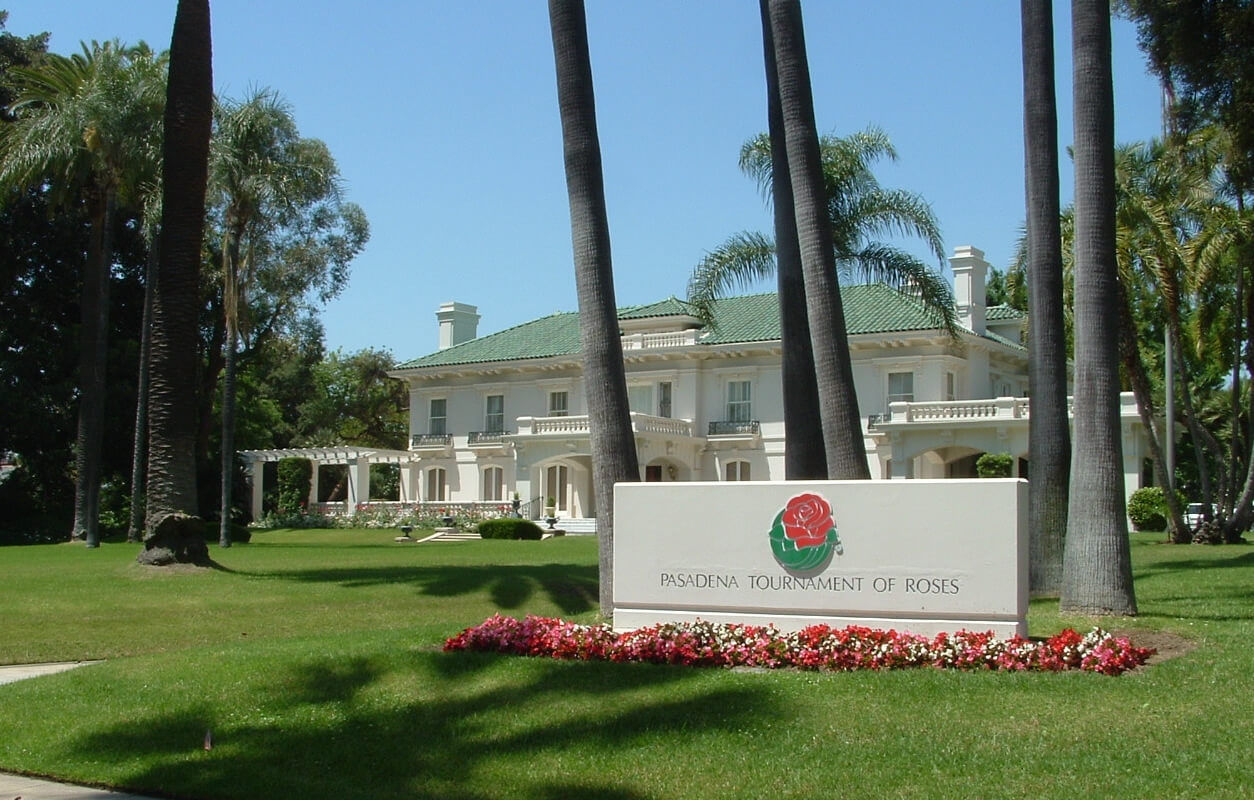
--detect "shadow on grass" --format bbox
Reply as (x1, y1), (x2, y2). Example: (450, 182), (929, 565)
(71, 652), (774, 800)
(244, 563), (599, 616)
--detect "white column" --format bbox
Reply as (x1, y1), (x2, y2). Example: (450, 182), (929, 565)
(250, 460), (265, 521)
(399, 463), (418, 503)
(347, 457), (370, 511)
(308, 462), (320, 510)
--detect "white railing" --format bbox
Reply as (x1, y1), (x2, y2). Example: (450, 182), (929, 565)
(515, 413), (694, 438)
(880, 392), (1134, 425)
(620, 330), (699, 350)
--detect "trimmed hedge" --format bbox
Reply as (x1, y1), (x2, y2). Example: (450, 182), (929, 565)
(976, 452), (1015, 478)
(1127, 486), (1167, 531)
(478, 518), (544, 540)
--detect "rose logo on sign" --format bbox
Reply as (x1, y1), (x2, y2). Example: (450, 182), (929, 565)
(768, 493), (843, 573)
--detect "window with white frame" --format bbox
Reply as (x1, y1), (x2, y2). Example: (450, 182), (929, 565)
(657, 381), (672, 418)
(887, 372), (914, 410)
(426, 467), (447, 501)
(549, 390), (568, 417)
(725, 460), (751, 481)
(726, 380), (751, 423)
(628, 384), (652, 414)
(945, 371), (956, 402)
(485, 394), (504, 432)
(428, 398), (447, 435)
(482, 466), (504, 501)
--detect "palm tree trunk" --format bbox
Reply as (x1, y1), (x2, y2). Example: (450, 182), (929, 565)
(765, 0), (869, 480)
(1020, 0), (1069, 594)
(127, 235), (159, 543)
(549, 0), (640, 615)
(71, 187), (115, 548)
(219, 322), (238, 548)
(144, 0), (211, 548)
(1117, 286), (1187, 541)
(1060, 0), (1136, 615)
(759, 0), (825, 480)
(218, 228), (244, 548)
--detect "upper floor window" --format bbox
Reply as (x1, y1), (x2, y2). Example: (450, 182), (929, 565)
(727, 380), (751, 423)
(549, 390), (568, 417)
(887, 372), (913, 409)
(485, 394), (504, 432)
(725, 460), (751, 481)
(628, 384), (652, 414)
(945, 372), (956, 402)
(657, 381), (672, 418)
(429, 398), (447, 435)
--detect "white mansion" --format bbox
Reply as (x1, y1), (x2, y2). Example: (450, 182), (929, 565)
(243, 245), (1151, 524)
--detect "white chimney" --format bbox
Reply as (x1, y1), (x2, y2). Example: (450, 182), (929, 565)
(949, 245), (988, 335)
(437, 301), (479, 350)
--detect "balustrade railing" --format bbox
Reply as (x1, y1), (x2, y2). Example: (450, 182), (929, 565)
(468, 430), (510, 445)
(411, 433), (452, 448)
(708, 419), (761, 436)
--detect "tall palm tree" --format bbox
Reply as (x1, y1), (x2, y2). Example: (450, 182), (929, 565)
(1020, 0), (1069, 595)
(688, 130), (954, 333)
(0, 41), (165, 547)
(763, 0), (869, 479)
(144, 0), (212, 553)
(210, 89), (337, 547)
(757, 0), (823, 479)
(549, 0), (640, 615)
(1060, 0), (1137, 615)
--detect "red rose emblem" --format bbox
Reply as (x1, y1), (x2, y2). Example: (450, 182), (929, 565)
(781, 493), (833, 549)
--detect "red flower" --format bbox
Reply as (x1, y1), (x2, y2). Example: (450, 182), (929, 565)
(781, 493), (833, 549)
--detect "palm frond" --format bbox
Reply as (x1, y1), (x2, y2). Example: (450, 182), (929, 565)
(686, 231), (776, 326)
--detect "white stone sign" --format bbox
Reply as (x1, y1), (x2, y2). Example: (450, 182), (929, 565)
(613, 479), (1028, 637)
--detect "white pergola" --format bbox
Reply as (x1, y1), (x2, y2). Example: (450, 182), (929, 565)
(238, 446), (417, 520)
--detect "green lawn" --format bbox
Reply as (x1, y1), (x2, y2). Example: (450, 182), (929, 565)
(0, 530), (1251, 799)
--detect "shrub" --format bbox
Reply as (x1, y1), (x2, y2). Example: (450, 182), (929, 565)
(976, 452), (1015, 478)
(1127, 486), (1167, 531)
(276, 458), (312, 514)
(478, 518), (544, 540)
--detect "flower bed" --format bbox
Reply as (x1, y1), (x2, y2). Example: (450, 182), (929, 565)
(444, 615), (1154, 676)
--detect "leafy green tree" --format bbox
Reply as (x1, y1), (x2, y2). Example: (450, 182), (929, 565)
(549, 0), (640, 615)
(762, 0), (870, 480)
(296, 348), (408, 449)
(1061, 0), (1137, 615)
(0, 40), (164, 546)
(143, 0), (212, 560)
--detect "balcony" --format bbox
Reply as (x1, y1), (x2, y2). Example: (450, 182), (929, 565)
(468, 430), (514, 455)
(708, 420), (760, 437)
(515, 413), (696, 439)
(411, 433), (453, 454)
(468, 430), (510, 445)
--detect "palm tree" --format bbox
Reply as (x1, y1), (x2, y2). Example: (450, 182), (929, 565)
(1020, 0), (1069, 595)
(1060, 0), (1137, 615)
(144, 0), (212, 556)
(763, 0), (870, 480)
(549, 0), (640, 615)
(757, 0), (823, 479)
(0, 41), (165, 547)
(688, 130), (954, 333)
(210, 88), (338, 547)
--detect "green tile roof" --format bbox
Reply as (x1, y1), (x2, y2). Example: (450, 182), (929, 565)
(393, 284), (1011, 370)
(986, 304), (1026, 321)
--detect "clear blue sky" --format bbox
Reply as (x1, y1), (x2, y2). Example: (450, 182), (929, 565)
(6, 2), (1164, 362)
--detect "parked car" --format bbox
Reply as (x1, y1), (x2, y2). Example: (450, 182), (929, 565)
(1185, 503), (1211, 529)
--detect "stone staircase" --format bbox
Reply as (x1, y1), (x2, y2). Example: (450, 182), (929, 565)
(417, 517), (597, 542)
(550, 517), (597, 535)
